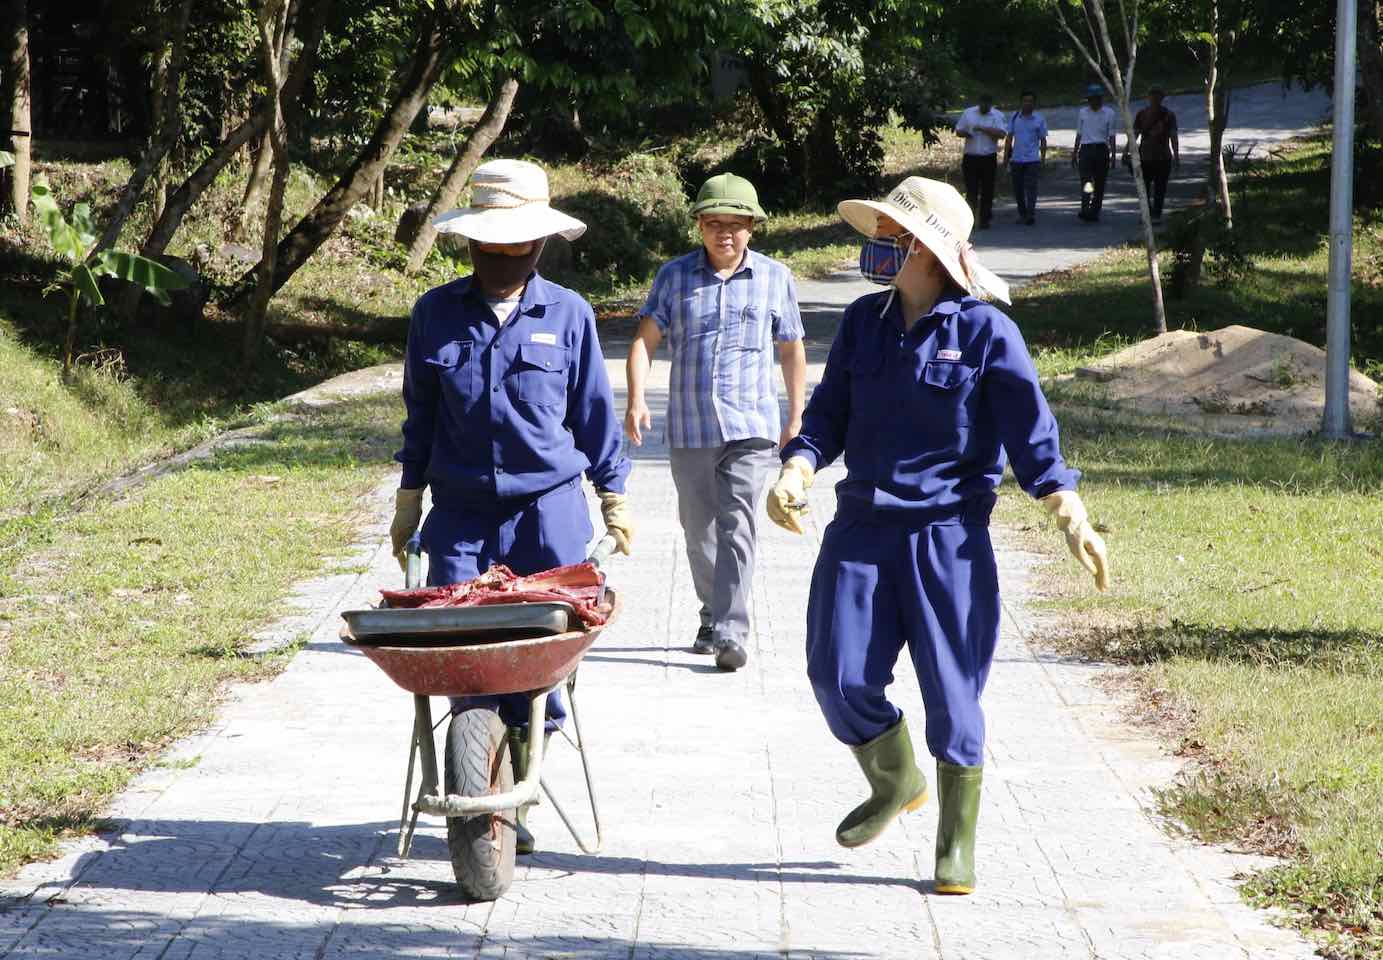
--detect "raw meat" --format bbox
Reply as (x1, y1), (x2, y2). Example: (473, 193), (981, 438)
(380, 562), (610, 627)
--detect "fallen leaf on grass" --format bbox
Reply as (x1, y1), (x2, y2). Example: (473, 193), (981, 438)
(129, 536), (162, 546)
(247, 474), (282, 486)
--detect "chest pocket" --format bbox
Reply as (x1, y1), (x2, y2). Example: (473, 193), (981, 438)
(737, 304), (766, 350)
(514, 342), (570, 407)
(920, 360), (980, 427)
(423, 339), (477, 408)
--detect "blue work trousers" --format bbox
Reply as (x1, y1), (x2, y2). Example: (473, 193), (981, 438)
(805, 517), (1000, 767)
(1010, 161), (1040, 219)
(422, 477), (594, 730)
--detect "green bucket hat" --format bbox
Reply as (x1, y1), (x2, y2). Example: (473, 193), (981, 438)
(691, 173), (767, 221)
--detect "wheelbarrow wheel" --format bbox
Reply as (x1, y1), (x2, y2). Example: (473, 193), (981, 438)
(443, 707), (516, 901)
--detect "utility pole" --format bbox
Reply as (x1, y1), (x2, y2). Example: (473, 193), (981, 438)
(1323, 0), (1357, 438)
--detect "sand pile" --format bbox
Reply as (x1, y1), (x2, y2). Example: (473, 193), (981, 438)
(1065, 325), (1378, 435)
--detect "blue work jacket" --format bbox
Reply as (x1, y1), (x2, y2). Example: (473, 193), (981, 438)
(783, 290), (1078, 524)
(396, 272), (630, 505)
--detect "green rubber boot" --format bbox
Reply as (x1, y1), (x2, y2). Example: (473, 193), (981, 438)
(933, 761), (983, 894)
(836, 718), (928, 848)
(506, 727), (536, 855)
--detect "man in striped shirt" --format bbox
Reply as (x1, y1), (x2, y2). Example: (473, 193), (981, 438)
(625, 173), (807, 671)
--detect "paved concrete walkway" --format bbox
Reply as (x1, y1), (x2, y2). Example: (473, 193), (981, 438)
(0, 401), (1317, 957)
(0, 82), (1331, 959)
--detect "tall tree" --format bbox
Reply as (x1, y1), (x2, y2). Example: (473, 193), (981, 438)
(1, 0), (28, 225)
(1054, 0), (1169, 335)
(90, 0), (193, 256)
(732, 0), (956, 198)
(224, 0), (456, 305)
(242, 0), (293, 367)
(137, 0), (328, 264)
(401, 72), (518, 274)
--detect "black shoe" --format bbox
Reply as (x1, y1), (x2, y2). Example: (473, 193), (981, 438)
(714, 639), (747, 671)
(692, 625), (715, 655)
(1025, 216), (1036, 226)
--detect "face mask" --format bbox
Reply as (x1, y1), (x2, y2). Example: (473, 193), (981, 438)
(859, 236), (912, 285)
(469, 238), (546, 292)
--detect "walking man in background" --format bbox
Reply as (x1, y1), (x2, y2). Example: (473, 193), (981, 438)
(1072, 84), (1118, 222)
(625, 173), (807, 672)
(1129, 86), (1179, 222)
(954, 93), (1006, 229)
(1004, 90), (1048, 226)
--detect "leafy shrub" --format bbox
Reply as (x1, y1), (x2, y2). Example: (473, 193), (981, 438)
(548, 152), (692, 281)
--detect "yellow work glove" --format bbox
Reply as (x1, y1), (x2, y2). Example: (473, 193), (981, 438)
(766, 457), (815, 535)
(389, 487), (424, 573)
(1040, 489), (1111, 591)
(598, 490), (633, 555)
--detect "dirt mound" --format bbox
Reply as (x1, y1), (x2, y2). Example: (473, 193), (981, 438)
(1064, 325), (1379, 435)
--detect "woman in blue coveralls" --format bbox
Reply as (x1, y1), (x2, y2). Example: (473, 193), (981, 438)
(765, 177), (1110, 894)
(388, 159), (633, 855)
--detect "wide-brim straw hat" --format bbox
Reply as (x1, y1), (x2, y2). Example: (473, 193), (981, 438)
(432, 159), (586, 244)
(837, 177), (1011, 304)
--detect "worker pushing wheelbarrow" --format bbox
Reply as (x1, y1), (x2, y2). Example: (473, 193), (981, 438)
(352, 157), (634, 899)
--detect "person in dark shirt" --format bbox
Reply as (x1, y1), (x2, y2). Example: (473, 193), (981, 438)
(766, 177), (1110, 895)
(1128, 86), (1180, 221)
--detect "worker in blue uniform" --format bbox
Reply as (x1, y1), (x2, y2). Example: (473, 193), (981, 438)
(766, 177), (1110, 895)
(389, 159), (633, 855)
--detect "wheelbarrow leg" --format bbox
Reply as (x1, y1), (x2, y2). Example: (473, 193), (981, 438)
(540, 672), (604, 854)
(399, 693), (438, 858)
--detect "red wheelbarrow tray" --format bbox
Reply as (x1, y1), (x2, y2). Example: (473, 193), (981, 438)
(340, 590), (620, 697)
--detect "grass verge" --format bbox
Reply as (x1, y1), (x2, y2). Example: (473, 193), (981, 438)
(991, 138), (1383, 958)
(0, 392), (401, 875)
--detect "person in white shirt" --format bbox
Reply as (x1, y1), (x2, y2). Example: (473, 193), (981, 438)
(954, 93), (1006, 229)
(1071, 84), (1119, 222)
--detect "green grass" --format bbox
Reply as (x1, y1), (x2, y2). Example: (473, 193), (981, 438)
(0, 392), (401, 873)
(993, 415), (1383, 959)
(988, 139), (1383, 958)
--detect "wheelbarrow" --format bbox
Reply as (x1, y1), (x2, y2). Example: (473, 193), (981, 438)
(339, 535), (618, 901)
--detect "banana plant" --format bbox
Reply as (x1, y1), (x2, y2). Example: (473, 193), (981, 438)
(29, 177), (190, 378)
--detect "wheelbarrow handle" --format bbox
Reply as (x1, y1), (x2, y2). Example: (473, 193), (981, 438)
(586, 534), (618, 569)
(405, 533), (423, 590)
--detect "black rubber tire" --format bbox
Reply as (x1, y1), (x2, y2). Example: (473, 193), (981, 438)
(443, 708), (516, 901)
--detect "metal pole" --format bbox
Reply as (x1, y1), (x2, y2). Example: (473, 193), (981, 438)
(1323, 0), (1357, 439)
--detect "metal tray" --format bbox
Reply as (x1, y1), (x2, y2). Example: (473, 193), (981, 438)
(340, 601), (580, 647)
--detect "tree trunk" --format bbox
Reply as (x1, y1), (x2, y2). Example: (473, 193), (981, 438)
(226, 5), (453, 307)
(91, 0), (192, 256)
(236, 127), (275, 238)
(1208, 84), (1232, 227)
(1360, 0), (1383, 145)
(402, 74), (519, 274)
(746, 59), (809, 191)
(138, 0), (327, 263)
(1069, 0), (1168, 335)
(242, 0), (292, 369)
(2, 0), (30, 225)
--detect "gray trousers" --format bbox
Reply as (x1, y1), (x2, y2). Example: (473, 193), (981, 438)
(669, 439), (778, 645)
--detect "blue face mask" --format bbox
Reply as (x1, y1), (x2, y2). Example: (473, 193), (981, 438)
(859, 236), (909, 285)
